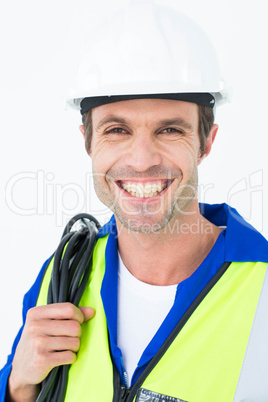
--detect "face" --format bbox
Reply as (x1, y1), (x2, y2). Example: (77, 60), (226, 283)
(82, 99), (215, 234)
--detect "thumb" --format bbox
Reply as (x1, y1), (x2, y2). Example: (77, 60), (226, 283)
(79, 306), (95, 322)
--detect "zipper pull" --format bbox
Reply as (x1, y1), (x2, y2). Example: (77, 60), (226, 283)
(120, 386), (130, 401)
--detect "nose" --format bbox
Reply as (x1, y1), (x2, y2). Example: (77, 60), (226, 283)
(125, 133), (162, 172)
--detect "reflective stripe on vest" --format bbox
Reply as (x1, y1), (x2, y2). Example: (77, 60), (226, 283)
(36, 241), (268, 401)
(233, 263), (268, 402)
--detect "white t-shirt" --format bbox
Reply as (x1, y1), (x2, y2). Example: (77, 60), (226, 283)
(117, 253), (177, 384)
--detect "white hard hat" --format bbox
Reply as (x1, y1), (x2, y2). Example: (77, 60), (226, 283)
(67, 0), (230, 114)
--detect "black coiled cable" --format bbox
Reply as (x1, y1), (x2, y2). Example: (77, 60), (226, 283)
(36, 213), (101, 402)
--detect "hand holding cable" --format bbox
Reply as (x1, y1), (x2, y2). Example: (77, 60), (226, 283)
(7, 213), (100, 402)
(8, 303), (95, 402)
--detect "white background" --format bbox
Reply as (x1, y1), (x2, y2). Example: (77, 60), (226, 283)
(0, 0), (267, 368)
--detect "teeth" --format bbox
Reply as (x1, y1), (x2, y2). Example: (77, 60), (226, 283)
(121, 181), (167, 198)
(144, 183), (152, 193)
(136, 183), (144, 197)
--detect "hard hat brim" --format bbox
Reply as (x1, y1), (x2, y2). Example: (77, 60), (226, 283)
(79, 93), (215, 115)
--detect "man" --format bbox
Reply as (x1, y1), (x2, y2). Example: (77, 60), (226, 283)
(1, 2), (268, 401)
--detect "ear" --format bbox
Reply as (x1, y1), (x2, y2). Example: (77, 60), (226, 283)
(79, 124), (85, 140)
(198, 124), (218, 165)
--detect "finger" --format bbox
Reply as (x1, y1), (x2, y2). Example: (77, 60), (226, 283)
(28, 319), (82, 338)
(79, 307), (95, 322)
(42, 336), (81, 353)
(27, 303), (85, 324)
(47, 350), (77, 368)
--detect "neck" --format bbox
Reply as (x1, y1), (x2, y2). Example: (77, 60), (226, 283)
(115, 207), (223, 286)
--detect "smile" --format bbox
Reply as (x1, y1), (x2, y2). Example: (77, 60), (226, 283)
(118, 180), (173, 198)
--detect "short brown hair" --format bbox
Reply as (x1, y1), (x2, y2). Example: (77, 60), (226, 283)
(197, 104), (214, 156)
(82, 104), (214, 155)
(82, 109), (93, 153)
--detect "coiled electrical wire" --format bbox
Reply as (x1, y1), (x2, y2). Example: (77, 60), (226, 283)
(36, 213), (101, 402)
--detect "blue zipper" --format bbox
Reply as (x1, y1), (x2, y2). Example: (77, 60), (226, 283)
(120, 356), (129, 388)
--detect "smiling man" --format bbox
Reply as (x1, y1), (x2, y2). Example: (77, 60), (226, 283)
(1, 2), (268, 402)
(87, 99), (214, 235)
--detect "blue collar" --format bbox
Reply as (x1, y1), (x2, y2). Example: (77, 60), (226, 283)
(98, 203), (268, 262)
(200, 203), (268, 262)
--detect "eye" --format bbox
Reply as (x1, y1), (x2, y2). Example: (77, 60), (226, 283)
(105, 127), (129, 135)
(160, 127), (185, 135)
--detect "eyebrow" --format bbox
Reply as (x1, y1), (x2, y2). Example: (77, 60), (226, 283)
(95, 115), (194, 132)
(95, 115), (130, 130)
(157, 118), (194, 132)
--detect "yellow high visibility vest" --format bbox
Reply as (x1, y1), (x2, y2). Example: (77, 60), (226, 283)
(36, 234), (268, 402)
